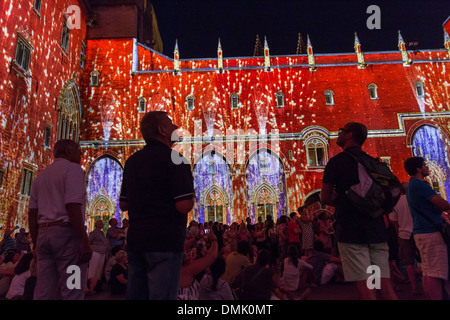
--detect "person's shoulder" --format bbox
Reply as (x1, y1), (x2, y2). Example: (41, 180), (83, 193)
(324, 151), (348, 168)
(125, 148), (146, 163)
(408, 177), (432, 192)
(64, 161), (84, 176)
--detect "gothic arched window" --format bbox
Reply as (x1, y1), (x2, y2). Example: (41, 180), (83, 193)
(57, 81), (82, 142)
(230, 92), (240, 109)
(186, 95), (195, 111)
(275, 91), (285, 108)
(324, 89), (334, 105)
(90, 70), (99, 87)
(414, 80), (425, 98)
(138, 97), (146, 113)
(304, 133), (329, 167)
(368, 83), (378, 99)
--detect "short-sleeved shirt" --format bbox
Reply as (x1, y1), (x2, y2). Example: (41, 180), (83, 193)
(288, 220), (300, 243)
(322, 146), (389, 244)
(120, 139), (195, 252)
(306, 250), (331, 285)
(89, 228), (109, 254)
(109, 263), (127, 295)
(406, 177), (443, 234)
(106, 226), (124, 248)
(29, 158), (86, 224)
(239, 264), (274, 300)
(389, 195), (413, 239)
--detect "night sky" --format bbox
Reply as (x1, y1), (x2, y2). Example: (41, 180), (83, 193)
(151, 0), (450, 59)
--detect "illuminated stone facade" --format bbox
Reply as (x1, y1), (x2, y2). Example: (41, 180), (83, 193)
(1, 2), (450, 231)
(80, 34), (450, 228)
(0, 0), (89, 228)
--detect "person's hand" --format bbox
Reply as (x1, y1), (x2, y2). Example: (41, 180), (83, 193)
(442, 212), (450, 225)
(207, 228), (217, 242)
(79, 238), (93, 264)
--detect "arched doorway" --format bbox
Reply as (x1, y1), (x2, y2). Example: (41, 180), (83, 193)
(193, 150), (233, 224)
(412, 125), (450, 200)
(251, 179), (278, 221)
(86, 155), (124, 231)
(246, 148), (287, 222)
(200, 185), (230, 223)
(57, 80), (82, 142)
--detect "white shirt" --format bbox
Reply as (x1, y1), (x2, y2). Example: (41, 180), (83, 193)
(282, 258), (313, 291)
(29, 158), (86, 224)
(6, 270), (31, 299)
(389, 194), (414, 240)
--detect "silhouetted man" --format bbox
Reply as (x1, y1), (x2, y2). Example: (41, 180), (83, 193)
(321, 122), (397, 300)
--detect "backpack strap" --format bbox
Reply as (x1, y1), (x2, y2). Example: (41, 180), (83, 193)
(343, 149), (372, 163)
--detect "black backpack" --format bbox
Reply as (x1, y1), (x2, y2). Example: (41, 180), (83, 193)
(344, 151), (402, 219)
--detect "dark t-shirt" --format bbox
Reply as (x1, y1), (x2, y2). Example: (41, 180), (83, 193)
(306, 250), (330, 285)
(406, 177), (443, 234)
(109, 263), (127, 295)
(322, 146), (389, 244)
(120, 139), (195, 252)
(239, 264), (273, 300)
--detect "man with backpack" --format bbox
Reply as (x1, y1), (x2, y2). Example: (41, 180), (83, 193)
(320, 122), (398, 300)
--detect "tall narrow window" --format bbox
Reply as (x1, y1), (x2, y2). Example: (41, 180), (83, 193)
(414, 81), (425, 98)
(368, 83), (378, 99)
(20, 167), (34, 196)
(230, 93), (239, 109)
(15, 35), (32, 72)
(275, 91), (285, 108)
(259, 156), (270, 173)
(57, 80), (82, 142)
(0, 169), (4, 189)
(289, 150), (294, 160)
(186, 95), (195, 111)
(34, 0), (42, 14)
(324, 89), (334, 105)
(304, 134), (329, 167)
(80, 42), (86, 69)
(307, 144), (325, 166)
(61, 21), (70, 52)
(44, 124), (52, 148)
(138, 97), (146, 113)
(90, 70), (99, 86)
(207, 160), (216, 175)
